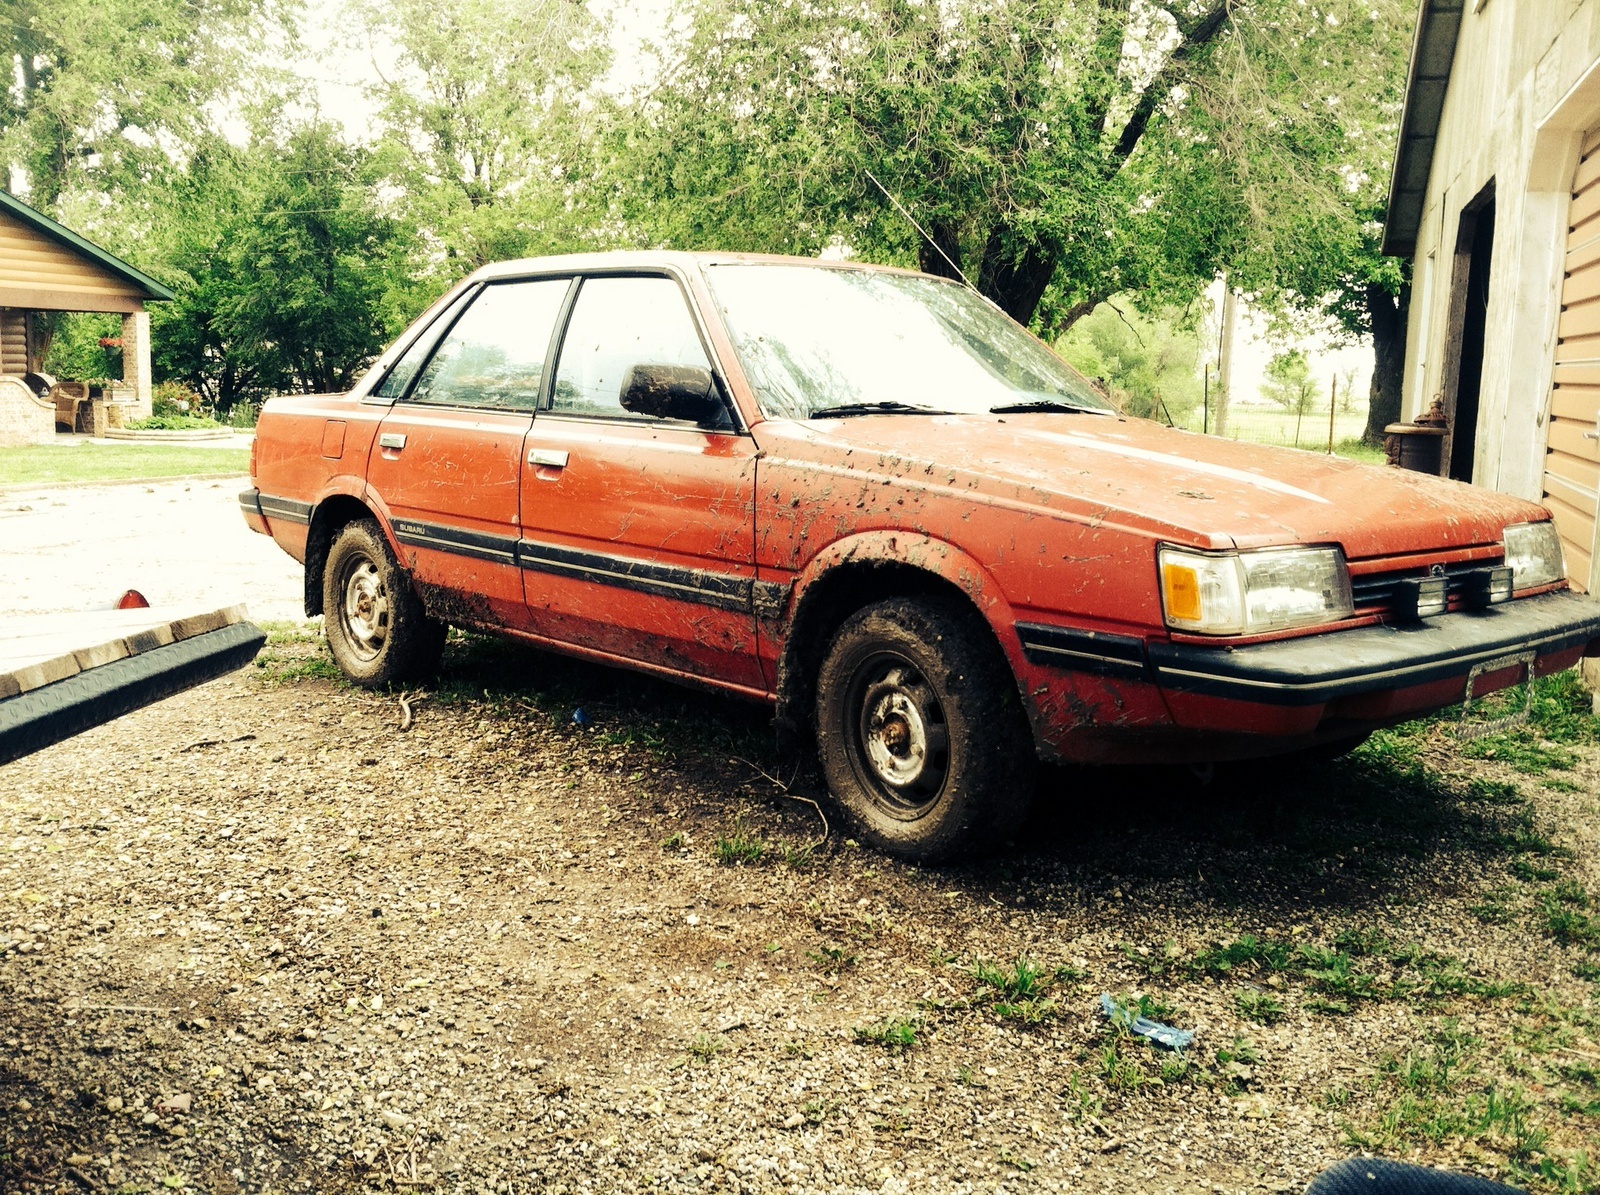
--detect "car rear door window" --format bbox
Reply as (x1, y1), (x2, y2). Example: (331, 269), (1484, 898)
(404, 279), (570, 411)
(371, 288), (476, 400)
(551, 276), (713, 419)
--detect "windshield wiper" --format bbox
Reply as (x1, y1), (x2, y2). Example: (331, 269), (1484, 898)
(989, 400), (1107, 415)
(807, 401), (949, 418)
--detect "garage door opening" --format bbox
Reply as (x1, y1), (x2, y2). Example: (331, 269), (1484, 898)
(1440, 181), (1496, 483)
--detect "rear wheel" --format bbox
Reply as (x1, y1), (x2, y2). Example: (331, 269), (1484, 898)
(322, 519), (444, 687)
(815, 596), (1034, 862)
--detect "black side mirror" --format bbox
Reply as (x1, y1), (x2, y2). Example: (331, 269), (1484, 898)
(619, 364), (729, 428)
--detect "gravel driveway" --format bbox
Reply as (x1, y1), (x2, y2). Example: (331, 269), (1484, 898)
(1, 484), (1598, 1195)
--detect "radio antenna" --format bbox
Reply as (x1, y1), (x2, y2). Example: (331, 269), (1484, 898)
(864, 167), (978, 292)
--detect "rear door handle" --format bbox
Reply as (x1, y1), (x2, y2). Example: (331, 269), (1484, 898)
(379, 432), (406, 450)
(529, 448), (569, 468)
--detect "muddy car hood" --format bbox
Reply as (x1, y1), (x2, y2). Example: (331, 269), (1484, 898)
(756, 413), (1547, 560)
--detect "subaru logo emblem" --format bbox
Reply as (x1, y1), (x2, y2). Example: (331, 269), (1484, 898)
(1428, 564), (1447, 578)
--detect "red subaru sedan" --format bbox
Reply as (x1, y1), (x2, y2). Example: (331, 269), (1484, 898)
(242, 253), (1600, 860)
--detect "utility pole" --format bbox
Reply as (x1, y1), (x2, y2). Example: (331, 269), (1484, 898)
(1214, 279), (1237, 438)
(1327, 375), (1338, 454)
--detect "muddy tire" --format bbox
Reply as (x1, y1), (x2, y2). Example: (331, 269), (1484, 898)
(814, 596), (1035, 863)
(322, 519), (445, 688)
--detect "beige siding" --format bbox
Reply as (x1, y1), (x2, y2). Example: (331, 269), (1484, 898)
(0, 211), (148, 312)
(1545, 133), (1600, 593)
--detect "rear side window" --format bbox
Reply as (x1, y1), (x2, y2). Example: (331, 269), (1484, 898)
(404, 278), (570, 411)
(551, 276), (713, 419)
(372, 288), (476, 399)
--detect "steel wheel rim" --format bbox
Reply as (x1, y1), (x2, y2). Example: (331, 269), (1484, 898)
(845, 650), (950, 817)
(339, 556), (390, 662)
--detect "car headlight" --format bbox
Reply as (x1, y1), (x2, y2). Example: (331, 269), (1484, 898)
(1502, 521), (1565, 591)
(1159, 545), (1354, 636)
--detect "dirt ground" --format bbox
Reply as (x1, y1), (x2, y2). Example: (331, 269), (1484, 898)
(2, 616), (1598, 1194)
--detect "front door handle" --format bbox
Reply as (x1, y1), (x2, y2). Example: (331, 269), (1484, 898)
(379, 432), (407, 450)
(529, 448), (569, 468)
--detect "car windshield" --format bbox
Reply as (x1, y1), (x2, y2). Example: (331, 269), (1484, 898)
(703, 264), (1114, 420)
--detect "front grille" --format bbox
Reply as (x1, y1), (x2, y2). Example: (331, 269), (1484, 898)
(1351, 558), (1504, 613)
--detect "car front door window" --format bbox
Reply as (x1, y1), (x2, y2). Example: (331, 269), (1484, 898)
(551, 276), (716, 419)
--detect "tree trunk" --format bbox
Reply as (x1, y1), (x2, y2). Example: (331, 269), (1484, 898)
(977, 232), (1058, 326)
(1362, 281), (1410, 446)
(917, 220), (965, 284)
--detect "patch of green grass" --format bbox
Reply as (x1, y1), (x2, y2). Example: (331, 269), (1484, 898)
(712, 823), (768, 865)
(807, 944), (857, 973)
(685, 1033), (726, 1060)
(253, 645), (342, 685)
(1345, 1021), (1577, 1182)
(1515, 857), (1564, 883)
(853, 1016), (920, 1051)
(1179, 929), (1522, 1012)
(1062, 1071), (1103, 1121)
(1539, 890), (1600, 948)
(801, 1097), (832, 1124)
(1297, 945), (1384, 1002)
(661, 832), (688, 852)
(996, 1146), (1035, 1172)
(972, 956), (1049, 1001)
(1235, 988), (1285, 1025)
(1332, 437), (1386, 465)
(1460, 672), (1600, 774)
(0, 442), (248, 485)
(1193, 935), (1292, 977)
(1098, 1035), (1152, 1090)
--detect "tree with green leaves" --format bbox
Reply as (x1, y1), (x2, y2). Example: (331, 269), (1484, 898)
(1261, 349), (1317, 417)
(358, 0), (611, 302)
(141, 117), (404, 411)
(621, 0), (1408, 341)
(1057, 302), (1202, 424)
(622, 0), (1238, 329)
(1181, 1), (1413, 443)
(0, 0), (295, 208)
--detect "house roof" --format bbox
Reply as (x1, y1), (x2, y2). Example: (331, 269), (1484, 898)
(1382, 0), (1466, 257)
(0, 189), (175, 302)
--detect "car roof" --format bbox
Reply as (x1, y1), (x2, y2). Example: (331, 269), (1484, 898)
(469, 250), (930, 283)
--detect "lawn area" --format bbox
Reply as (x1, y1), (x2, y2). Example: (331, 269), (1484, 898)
(0, 442), (250, 486)
(1178, 404), (1383, 462)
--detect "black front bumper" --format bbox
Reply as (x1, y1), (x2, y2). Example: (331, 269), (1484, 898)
(1144, 590), (1600, 707)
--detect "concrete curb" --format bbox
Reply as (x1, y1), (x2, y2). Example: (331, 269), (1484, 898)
(0, 473), (251, 495)
(102, 427), (234, 443)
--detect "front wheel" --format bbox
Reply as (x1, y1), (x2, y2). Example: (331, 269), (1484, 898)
(322, 519), (445, 687)
(814, 596), (1035, 862)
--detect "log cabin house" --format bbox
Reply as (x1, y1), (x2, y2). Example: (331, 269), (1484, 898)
(0, 190), (173, 448)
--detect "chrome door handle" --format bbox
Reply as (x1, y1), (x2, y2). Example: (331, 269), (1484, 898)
(529, 448), (569, 468)
(378, 432), (406, 450)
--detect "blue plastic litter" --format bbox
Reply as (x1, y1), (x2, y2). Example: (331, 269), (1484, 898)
(571, 708), (589, 726)
(1099, 992), (1195, 1053)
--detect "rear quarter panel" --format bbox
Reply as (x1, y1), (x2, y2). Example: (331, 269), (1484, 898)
(253, 394), (388, 560)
